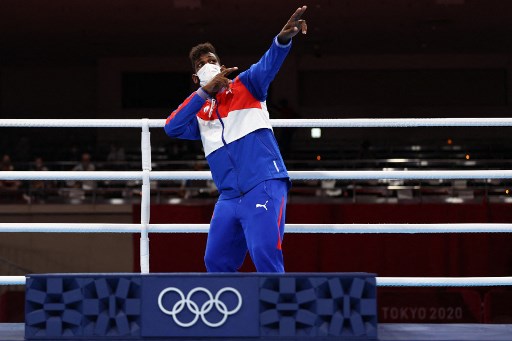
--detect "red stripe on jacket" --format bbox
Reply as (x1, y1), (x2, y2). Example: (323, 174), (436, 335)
(165, 92), (196, 125)
(196, 77), (262, 122)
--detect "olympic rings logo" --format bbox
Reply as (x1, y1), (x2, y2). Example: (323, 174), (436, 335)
(157, 287), (242, 328)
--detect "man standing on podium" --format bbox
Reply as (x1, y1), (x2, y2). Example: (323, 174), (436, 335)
(164, 6), (308, 273)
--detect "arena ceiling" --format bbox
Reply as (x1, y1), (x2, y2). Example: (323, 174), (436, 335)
(0, 0), (512, 63)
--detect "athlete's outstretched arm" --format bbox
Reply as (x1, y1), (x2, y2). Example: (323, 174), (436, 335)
(238, 6), (308, 101)
(164, 93), (203, 140)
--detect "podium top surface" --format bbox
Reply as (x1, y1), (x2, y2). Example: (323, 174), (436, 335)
(27, 272), (377, 278)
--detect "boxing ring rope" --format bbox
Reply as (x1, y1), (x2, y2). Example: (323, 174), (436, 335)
(2, 275), (512, 287)
(3, 117), (512, 128)
(4, 169), (512, 181)
(2, 222), (512, 233)
(1, 118), (512, 286)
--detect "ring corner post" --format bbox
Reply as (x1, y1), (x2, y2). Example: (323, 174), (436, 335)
(140, 118), (152, 274)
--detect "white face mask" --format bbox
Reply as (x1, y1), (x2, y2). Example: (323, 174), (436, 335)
(196, 63), (221, 87)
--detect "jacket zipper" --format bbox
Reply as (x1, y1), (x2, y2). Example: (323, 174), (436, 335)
(214, 98), (243, 195)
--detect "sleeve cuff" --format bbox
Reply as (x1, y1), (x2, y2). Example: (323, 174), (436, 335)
(274, 35), (292, 48)
(196, 87), (211, 101)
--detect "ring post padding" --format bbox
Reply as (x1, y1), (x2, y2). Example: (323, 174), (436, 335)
(140, 118), (151, 274)
(141, 118), (152, 171)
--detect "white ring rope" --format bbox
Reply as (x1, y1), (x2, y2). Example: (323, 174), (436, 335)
(0, 276), (26, 285)
(0, 119), (156, 128)
(377, 277), (512, 287)
(1, 223), (512, 234)
(3, 117), (512, 128)
(273, 118), (512, 128)
(3, 170), (512, 181)
(2, 276), (512, 287)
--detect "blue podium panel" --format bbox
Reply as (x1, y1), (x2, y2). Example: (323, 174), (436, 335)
(258, 274), (377, 338)
(25, 273), (377, 340)
(25, 275), (141, 339)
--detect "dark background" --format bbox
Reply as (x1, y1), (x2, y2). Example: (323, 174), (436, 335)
(1, 0), (512, 156)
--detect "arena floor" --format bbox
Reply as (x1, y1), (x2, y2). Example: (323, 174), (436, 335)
(1, 323), (512, 341)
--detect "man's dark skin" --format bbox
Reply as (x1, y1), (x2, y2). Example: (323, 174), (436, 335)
(192, 5), (308, 97)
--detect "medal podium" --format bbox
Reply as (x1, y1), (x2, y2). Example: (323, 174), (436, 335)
(25, 273), (377, 340)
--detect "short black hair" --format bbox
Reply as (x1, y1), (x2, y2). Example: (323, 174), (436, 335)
(189, 42), (218, 71)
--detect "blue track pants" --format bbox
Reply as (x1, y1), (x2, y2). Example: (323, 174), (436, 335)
(204, 179), (289, 273)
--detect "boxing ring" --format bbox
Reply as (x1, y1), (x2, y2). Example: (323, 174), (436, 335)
(1, 118), (512, 340)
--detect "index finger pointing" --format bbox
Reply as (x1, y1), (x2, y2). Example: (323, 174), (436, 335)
(289, 5), (307, 21)
(221, 67), (238, 76)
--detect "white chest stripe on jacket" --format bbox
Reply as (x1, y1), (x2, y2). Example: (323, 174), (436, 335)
(197, 102), (273, 157)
